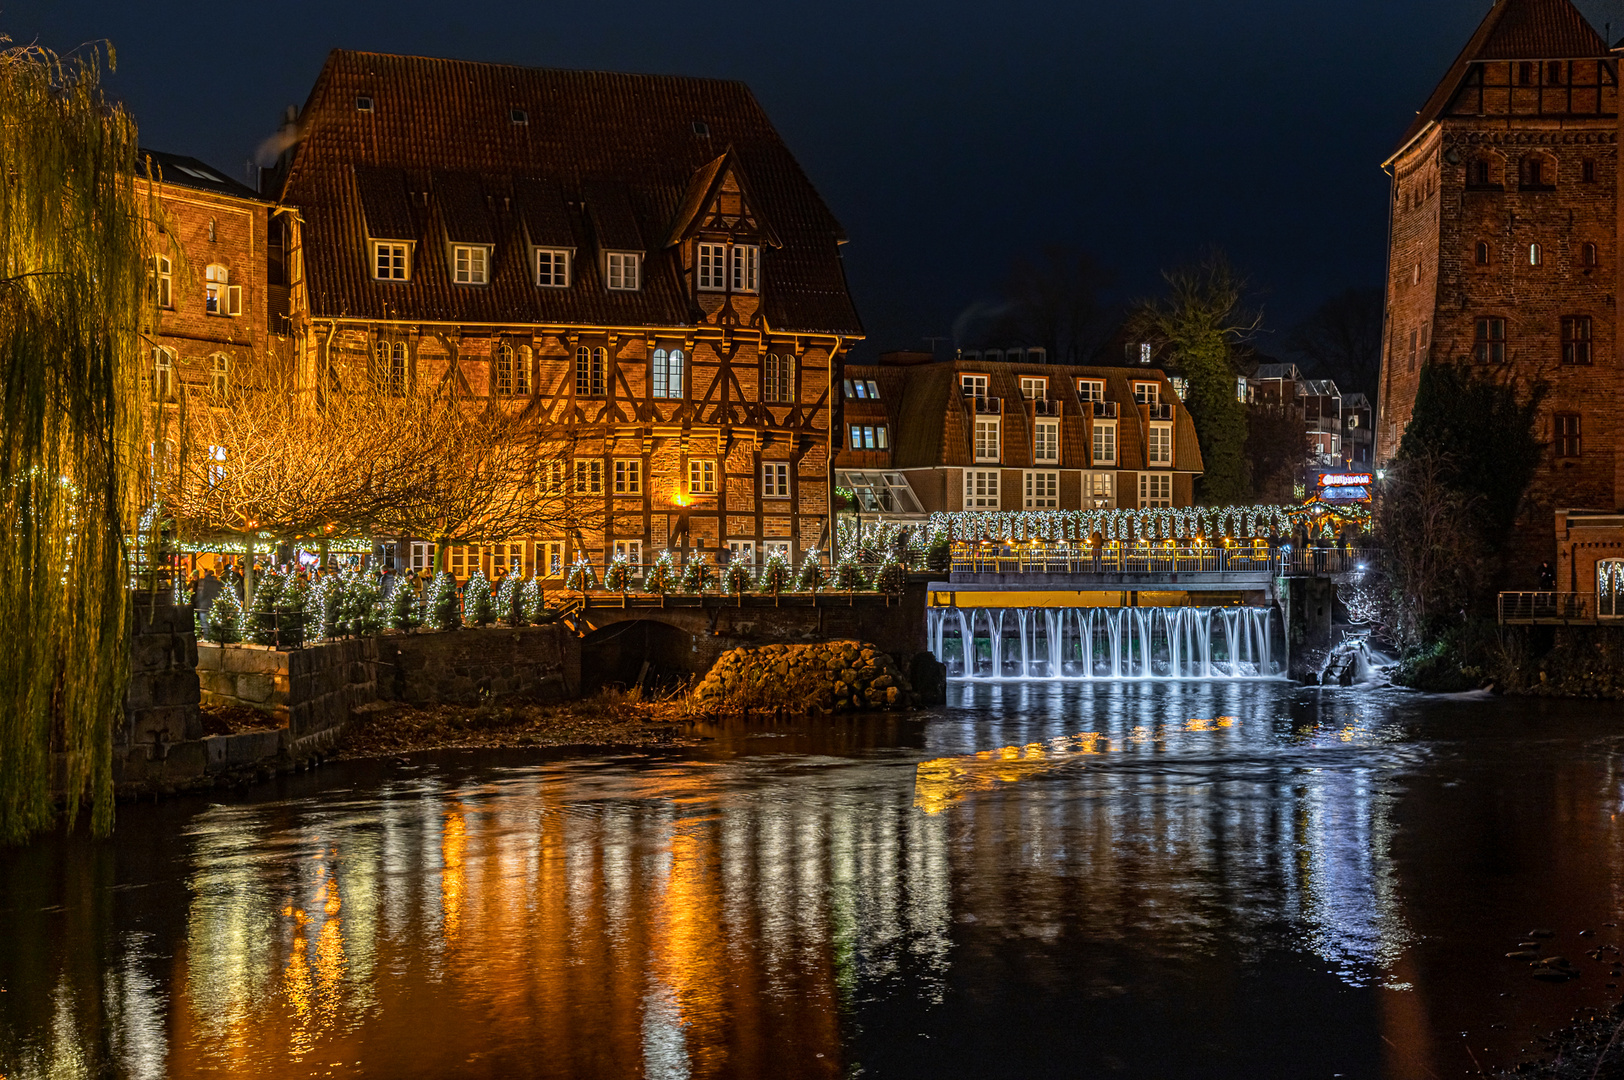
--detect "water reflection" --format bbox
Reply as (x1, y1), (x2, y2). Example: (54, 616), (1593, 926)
(3, 684), (1624, 1078)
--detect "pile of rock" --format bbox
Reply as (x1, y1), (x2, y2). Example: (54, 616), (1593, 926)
(692, 641), (914, 713)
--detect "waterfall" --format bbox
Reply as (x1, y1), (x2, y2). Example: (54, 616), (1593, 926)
(930, 606), (1281, 680)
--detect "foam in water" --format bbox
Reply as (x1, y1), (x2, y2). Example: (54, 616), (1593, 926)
(928, 605), (1281, 679)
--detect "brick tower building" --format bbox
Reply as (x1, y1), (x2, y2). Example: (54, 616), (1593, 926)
(1378, 0), (1617, 580)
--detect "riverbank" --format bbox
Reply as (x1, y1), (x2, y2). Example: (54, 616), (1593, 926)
(1493, 1002), (1624, 1078)
(1393, 620), (1624, 698)
(330, 694), (701, 758)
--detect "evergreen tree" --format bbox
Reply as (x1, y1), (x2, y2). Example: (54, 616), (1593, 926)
(245, 569), (285, 645)
(463, 570), (494, 626)
(205, 588), (245, 645)
(757, 552), (793, 596)
(308, 573), (343, 640)
(425, 571), (461, 631)
(520, 575), (547, 623)
(495, 572), (525, 626)
(833, 556), (864, 593)
(679, 553), (712, 594)
(795, 549), (826, 592)
(603, 555), (632, 593)
(875, 558), (906, 595)
(339, 570), (382, 636)
(565, 556), (598, 593)
(645, 551), (676, 594)
(388, 575), (422, 631)
(722, 559), (752, 596)
(1129, 252), (1258, 504)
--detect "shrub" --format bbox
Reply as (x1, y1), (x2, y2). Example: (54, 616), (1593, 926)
(463, 570), (494, 626)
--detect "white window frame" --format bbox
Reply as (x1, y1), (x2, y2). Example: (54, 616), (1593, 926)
(697, 243), (727, 291)
(574, 459), (603, 494)
(536, 460), (566, 496)
(151, 347), (175, 401)
(605, 251), (641, 291)
(974, 417), (1001, 463)
(1086, 471), (1115, 508)
(1034, 418), (1059, 464)
(762, 353), (795, 404)
(375, 339), (408, 397)
(535, 248), (571, 287)
(452, 244), (490, 285)
(538, 540), (564, 577)
(961, 374), (989, 398)
(575, 346), (606, 396)
(763, 540), (792, 562)
(964, 469), (1000, 509)
(728, 540), (756, 566)
(1077, 379), (1104, 403)
(373, 241), (410, 281)
(1139, 472), (1173, 508)
(410, 542), (437, 574)
(154, 256), (172, 309)
(613, 458), (642, 495)
(1148, 422), (1173, 466)
(1023, 469), (1059, 509)
(1020, 377), (1047, 401)
(688, 459), (716, 495)
(204, 264), (229, 315)
(652, 347), (685, 399)
(1092, 421), (1117, 466)
(731, 244), (760, 293)
(849, 424), (888, 450)
(612, 540), (643, 571)
(1133, 381), (1160, 406)
(209, 354), (230, 398)
(762, 462), (790, 498)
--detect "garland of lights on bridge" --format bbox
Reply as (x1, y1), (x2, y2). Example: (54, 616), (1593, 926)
(927, 502), (1370, 544)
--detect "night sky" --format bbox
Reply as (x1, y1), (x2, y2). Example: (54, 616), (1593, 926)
(10, 0), (1621, 358)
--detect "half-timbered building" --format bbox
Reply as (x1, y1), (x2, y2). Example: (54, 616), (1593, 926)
(271, 50), (862, 581)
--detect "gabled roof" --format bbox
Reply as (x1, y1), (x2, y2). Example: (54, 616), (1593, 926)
(277, 50), (862, 334)
(137, 149), (263, 202)
(663, 150), (783, 249)
(1391, 0), (1608, 160)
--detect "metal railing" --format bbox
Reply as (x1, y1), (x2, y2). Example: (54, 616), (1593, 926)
(950, 545), (1372, 578)
(971, 395), (1003, 415)
(1498, 591), (1602, 624)
(1029, 398), (1061, 416)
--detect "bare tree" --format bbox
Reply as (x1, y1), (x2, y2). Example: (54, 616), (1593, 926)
(1285, 287), (1383, 399)
(1372, 449), (1483, 647)
(975, 246), (1116, 362)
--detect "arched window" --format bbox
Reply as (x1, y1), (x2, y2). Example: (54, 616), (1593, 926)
(374, 338), (407, 396)
(153, 256), (172, 309)
(1582, 242), (1599, 267)
(575, 345), (606, 396)
(1469, 157), (1500, 187)
(151, 347), (175, 401)
(762, 353), (795, 404)
(1475, 241), (1490, 266)
(494, 342), (514, 395)
(209, 354), (230, 397)
(652, 348), (685, 399)
(516, 345), (531, 395)
(1529, 242), (1543, 266)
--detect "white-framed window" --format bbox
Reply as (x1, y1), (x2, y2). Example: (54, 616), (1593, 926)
(1034, 419), (1059, 464)
(204, 264), (229, 315)
(574, 459), (603, 494)
(206, 444), (227, 488)
(762, 462), (790, 498)
(492, 543), (524, 576)
(1024, 470), (1059, 509)
(209, 354), (230, 398)
(575, 346), (606, 396)
(373, 241), (409, 281)
(1140, 473), (1173, 507)
(727, 540), (757, 568)
(762, 353), (795, 403)
(1077, 378), (1104, 403)
(1092, 421), (1117, 465)
(151, 347), (175, 402)
(538, 540), (564, 577)
(612, 540), (643, 570)
(606, 251), (641, 291)
(153, 256), (172, 309)
(848, 424), (889, 450)
(410, 542), (437, 574)
(731, 244), (760, 293)
(536, 460), (566, 495)
(453, 245), (490, 285)
(974, 417), (1000, 462)
(964, 469), (1000, 509)
(375, 339), (408, 396)
(697, 243), (727, 291)
(961, 374), (989, 398)
(763, 540), (792, 562)
(1086, 471), (1114, 508)
(1148, 422), (1173, 465)
(494, 342), (520, 395)
(448, 545), (473, 579)
(614, 458), (642, 495)
(1020, 377), (1047, 401)
(652, 347), (685, 399)
(1133, 381), (1160, 406)
(843, 378), (881, 400)
(689, 459), (716, 494)
(535, 248), (570, 287)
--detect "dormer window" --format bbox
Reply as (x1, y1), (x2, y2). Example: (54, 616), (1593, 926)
(452, 245), (490, 285)
(605, 252), (640, 291)
(535, 248), (571, 287)
(373, 241), (410, 281)
(696, 242), (760, 293)
(356, 96), (374, 113)
(697, 243), (727, 291)
(731, 245), (759, 293)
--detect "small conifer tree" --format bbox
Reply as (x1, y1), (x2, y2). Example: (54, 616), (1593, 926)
(795, 549), (825, 592)
(603, 555), (633, 593)
(757, 552), (793, 596)
(520, 575), (548, 623)
(425, 571), (461, 631)
(565, 555), (598, 593)
(463, 570), (495, 626)
(205, 587), (245, 644)
(833, 556), (864, 594)
(496, 572), (526, 626)
(246, 569), (285, 645)
(722, 559), (752, 597)
(679, 553), (712, 594)
(645, 551), (676, 594)
(388, 575), (422, 631)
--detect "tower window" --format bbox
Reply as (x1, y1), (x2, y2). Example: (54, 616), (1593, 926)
(1555, 413), (1582, 458)
(1582, 242), (1599, 267)
(1529, 243), (1542, 266)
(1520, 154), (1555, 190)
(1547, 60), (1564, 84)
(1583, 158), (1597, 183)
(1519, 61), (1535, 86)
(1561, 315), (1592, 365)
(1475, 241), (1490, 266)
(1473, 317), (1506, 363)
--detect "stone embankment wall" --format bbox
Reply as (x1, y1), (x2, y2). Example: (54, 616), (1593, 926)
(382, 626), (579, 705)
(692, 641), (914, 713)
(198, 637), (379, 757)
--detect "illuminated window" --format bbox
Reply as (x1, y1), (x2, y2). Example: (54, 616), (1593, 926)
(613, 458), (642, 495)
(964, 469), (999, 509)
(573, 459), (603, 494)
(974, 418), (1000, 462)
(373, 241), (409, 281)
(652, 347), (685, 399)
(1561, 316), (1592, 365)
(1139, 473), (1173, 507)
(153, 256), (172, 309)
(731, 244), (760, 293)
(1023, 470), (1058, 509)
(1092, 421), (1116, 465)
(1148, 422), (1173, 465)
(1529, 242), (1542, 266)
(204, 264), (229, 315)
(688, 459), (716, 495)
(762, 462), (790, 498)
(613, 540), (643, 567)
(1020, 377), (1047, 401)
(575, 346), (606, 396)
(452, 244), (489, 285)
(410, 542), (437, 574)
(605, 251), (640, 291)
(535, 248), (570, 287)
(1085, 471), (1114, 508)
(762, 353), (795, 403)
(848, 424), (888, 450)
(537, 541), (564, 577)
(1034, 418), (1059, 464)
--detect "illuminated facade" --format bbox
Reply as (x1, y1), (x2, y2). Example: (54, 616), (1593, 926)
(270, 51), (863, 579)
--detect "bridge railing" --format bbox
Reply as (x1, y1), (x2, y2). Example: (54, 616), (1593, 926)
(1498, 591), (1600, 624)
(948, 545), (1369, 577)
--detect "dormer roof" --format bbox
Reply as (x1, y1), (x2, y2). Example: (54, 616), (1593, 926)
(664, 150), (782, 249)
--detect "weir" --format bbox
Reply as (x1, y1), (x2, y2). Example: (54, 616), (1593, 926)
(927, 605), (1281, 680)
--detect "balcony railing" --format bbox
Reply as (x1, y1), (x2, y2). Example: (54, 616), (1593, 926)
(972, 395), (1002, 415)
(1498, 591), (1606, 624)
(1147, 403), (1173, 420)
(1092, 401), (1118, 418)
(1028, 398), (1061, 416)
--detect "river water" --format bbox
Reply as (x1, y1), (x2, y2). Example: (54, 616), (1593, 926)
(4, 681), (1624, 1079)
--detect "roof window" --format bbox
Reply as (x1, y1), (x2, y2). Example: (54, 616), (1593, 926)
(692, 121), (710, 136)
(356, 96), (374, 113)
(511, 108), (528, 125)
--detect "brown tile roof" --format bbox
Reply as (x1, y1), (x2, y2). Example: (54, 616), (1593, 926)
(278, 50), (862, 334)
(353, 166), (415, 240)
(138, 149), (263, 202)
(1391, 0), (1608, 160)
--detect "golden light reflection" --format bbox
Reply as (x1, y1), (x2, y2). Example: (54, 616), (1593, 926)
(913, 732), (1106, 814)
(440, 803), (467, 941)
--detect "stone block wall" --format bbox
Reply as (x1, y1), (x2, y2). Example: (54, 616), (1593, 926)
(380, 625), (580, 705)
(123, 599), (202, 749)
(197, 637), (378, 744)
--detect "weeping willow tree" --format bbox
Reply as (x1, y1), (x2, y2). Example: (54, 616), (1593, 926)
(0, 44), (146, 842)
